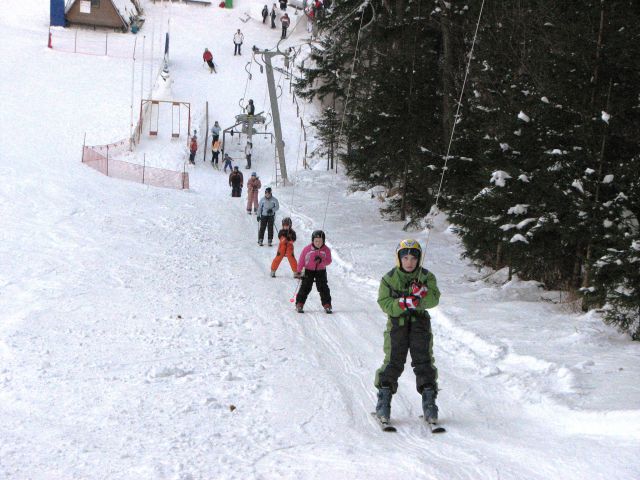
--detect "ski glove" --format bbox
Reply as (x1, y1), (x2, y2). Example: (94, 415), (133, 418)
(257, 216), (261, 222)
(411, 282), (428, 299)
(399, 295), (419, 311)
(267, 209), (273, 216)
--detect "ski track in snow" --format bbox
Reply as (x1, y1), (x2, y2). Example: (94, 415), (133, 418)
(0, 1), (639, 479)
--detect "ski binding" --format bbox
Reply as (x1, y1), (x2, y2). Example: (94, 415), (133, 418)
(371, 412), (396, 432)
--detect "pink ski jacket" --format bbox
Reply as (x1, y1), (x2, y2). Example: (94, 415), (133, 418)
(297, 243), (332, 273)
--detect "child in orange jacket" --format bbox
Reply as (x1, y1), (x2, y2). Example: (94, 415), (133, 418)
(270, 217), (297, 277)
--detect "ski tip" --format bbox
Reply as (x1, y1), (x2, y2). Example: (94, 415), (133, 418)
(419, 415), (446, 433)
(371, 412), (397, 432)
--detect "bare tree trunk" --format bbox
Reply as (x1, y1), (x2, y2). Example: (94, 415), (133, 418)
(439, 1), (455, 152)
(582, 2), (609, 295)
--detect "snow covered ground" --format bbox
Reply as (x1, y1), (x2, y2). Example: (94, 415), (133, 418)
(0, 1), (638, 479)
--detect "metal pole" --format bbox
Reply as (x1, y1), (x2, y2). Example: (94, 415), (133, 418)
(142, 153), (146, 184)
(130, 36), (138, 149)
(140, 35), (146, 106)
(150, 17), (155, 94)
(262, 50), (288, 184)
(82, 132), (86, 162)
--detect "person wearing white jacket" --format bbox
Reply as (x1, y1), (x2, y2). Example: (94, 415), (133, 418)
(244, 141), (253, 169)
(233, 29), (244, 55)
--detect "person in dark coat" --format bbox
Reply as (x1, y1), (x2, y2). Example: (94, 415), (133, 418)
(262, 5), (269, 23)
(270, 4), (277, 28)
(229, 166), (244, 197)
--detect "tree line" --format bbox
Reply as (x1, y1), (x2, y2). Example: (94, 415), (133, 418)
(295, 0), (640, 340)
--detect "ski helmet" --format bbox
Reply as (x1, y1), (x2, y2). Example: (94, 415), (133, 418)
(311, 230), (325, 244)
(396, 239), (422, 269)
(282, 217), (292, 226)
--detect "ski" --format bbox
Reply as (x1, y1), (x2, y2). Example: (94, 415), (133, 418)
(371, 412), (396, 432)
(419, 415), (446, 433)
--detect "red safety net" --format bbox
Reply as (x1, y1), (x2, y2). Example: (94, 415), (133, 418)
(82, 141), (189, 190)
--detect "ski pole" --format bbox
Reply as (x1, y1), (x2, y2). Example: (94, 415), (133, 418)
(290, 277), (302, 303)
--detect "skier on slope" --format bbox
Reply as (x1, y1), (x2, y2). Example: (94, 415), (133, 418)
(244, 141), (253, 169)
(280, 13), (290, 39)
(270, 217), (297, 277)
(374, 239), (441, 427)
(262, 5), (269, 23)
(229, 166), (244, 197)
(256, 187), (279, 246)
(233, 29), (244, 56)
(211, 138), (221, 168)
(189, 135), (198, 164)
(246, 172), (261, 214)
(223, 153), (233, 172)
(210, 121), (221, 142)
(295, 230), (332, 314)
(202, 48), (216, 73)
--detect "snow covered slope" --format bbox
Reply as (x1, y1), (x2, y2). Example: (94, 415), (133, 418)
(0, 1), (638, 479)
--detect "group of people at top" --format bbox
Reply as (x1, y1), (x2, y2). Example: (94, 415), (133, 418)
(261, 4), (291, 38)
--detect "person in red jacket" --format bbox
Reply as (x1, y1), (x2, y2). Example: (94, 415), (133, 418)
(189, 135), (198, 164)
(202, 48), (216, 73)
(270, 217), (297, 277)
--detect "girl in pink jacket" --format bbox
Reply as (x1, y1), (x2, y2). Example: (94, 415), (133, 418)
(295, 230), (332, 314)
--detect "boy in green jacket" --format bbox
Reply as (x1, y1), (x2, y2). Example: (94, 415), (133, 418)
(374, 239), (441, 424)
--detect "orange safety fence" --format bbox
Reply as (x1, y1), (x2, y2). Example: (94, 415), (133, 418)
(82, 141), (189, 190)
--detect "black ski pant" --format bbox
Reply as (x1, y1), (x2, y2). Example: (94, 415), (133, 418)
(234, 43), (242, 55)
(295, 269), (331, 307)
(281, 26), (288, 39)
(231, 186), (242, 197)
(374, 314), (438, 394)
(258, 215), (275, 242)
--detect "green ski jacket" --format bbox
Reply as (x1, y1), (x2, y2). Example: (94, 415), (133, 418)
(377, 267), (440, 325)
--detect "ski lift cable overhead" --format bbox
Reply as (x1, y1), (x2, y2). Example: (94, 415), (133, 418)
(241, 54), (255, 108)
(321, 3), (367, 229)
(422, 0), (486, 255)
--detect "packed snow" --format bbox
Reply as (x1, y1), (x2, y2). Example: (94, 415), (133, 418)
(0, 1), (639, 479)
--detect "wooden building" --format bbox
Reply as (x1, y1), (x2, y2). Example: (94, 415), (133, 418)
(65, 0), (142, 31)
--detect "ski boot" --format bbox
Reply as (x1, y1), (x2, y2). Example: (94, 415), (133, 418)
(268, 240), (273, 247)
(258, 240), (263, 246)
(323, 304), (333, 314)
(270, 270), (276, 278)
(296, 303), (304, 313)
(421, 386), (439, 423)
(375, 386), (392, 421)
